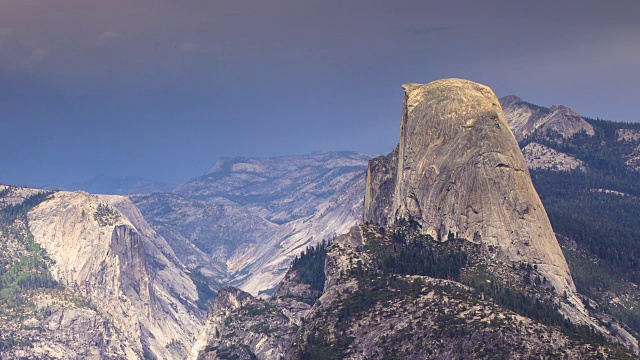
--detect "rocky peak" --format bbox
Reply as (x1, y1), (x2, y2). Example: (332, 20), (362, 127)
(500, 95), (594, 141)
(549, 104), (578, 115)
(365, 78), (576, 298)
(498, 95), (524, 108)
(25, 190), (204, 359)
(211, 286), (253, 311)
(543, 105), (595, 139)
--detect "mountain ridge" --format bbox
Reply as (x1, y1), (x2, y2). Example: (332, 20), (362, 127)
(132, 151), (370, 296)
(192, 79), (639, 359)
(0, 185), (206, 359)
(5, 88), (640, 359)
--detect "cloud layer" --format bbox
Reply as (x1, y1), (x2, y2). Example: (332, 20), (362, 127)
(1, 0), (639, 185)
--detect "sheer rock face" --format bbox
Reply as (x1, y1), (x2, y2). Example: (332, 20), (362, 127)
(365, 79), (575, 296)
(26, 191), (205, 359)
(363, 145), (398, 226)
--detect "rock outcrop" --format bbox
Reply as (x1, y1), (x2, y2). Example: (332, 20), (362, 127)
(617, 129), (640, 142)
(14, 292), (134, 359)
(363, 145), (398, 227)
(364, 79), (575, 297)
(26, 190), (205, 359)
(500, 95), (595, 141)
(522, 142), (585, 171)
(0, 187), (136, 359)
(195, 223), (638, 359)
(190, 287), (298, 360)
(626, 145), (640, 172)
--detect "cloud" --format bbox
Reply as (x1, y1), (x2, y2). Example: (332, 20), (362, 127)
(21, 48), (49, 68)
(177, 42), (197, 52)
(96, 31), (123, 46)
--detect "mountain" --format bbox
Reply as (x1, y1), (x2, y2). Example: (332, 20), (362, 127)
(500, 95), (595, 142)
(0, 185), (205, 359)
(5, 82), (640, 359)
(174, 151), (370, 224)
(365, 80), (576, 298)
(191, 80), (638, 359)
(197, 225), (635, 359)
(131, 151), (369, 296)
(64, 175), (173, 195)
(496, 95), (640, 343)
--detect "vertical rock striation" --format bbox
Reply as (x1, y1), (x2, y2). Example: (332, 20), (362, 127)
(363, 145), (398, 226)
(364, 79), (575, 296)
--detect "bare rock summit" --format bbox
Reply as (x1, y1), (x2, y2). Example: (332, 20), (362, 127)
(364, 78), (575, 296)
(500, 95), (595, 141)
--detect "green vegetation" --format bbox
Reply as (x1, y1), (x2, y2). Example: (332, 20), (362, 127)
(298, 328), (336, 360)
(465, 270), (606, 344)
(362, 219), (471, 281)
(509, 121), (640, 354)
(241, 302), (280, 317)
(248, 321), (278, 334)
(0, 190), (52, 224)
(382, 234), (467, 281)
(0, 189), (58, 305)
(533, 171), (640, 284)
(290, 240), (329, 292)
(562, 245), (640, 337)
(527, 120), (640, 338)
(528, 119), (640, 285)
(0, 189), (67, 355)
(93, 203), (120, 226)
(359, 221), (608, 347)
(0, 251), (57, 300)
(560, 245), (617, 297)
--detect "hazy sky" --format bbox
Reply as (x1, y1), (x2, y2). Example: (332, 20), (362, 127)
(1, 0), (639, 186)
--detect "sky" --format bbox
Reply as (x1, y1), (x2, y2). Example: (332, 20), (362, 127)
(1, 0), (639, 186)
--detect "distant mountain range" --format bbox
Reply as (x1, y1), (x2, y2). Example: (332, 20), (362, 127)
(63, 175), (174, 195)
(132, 151), (370, 296)
(499, 95), (640, 351)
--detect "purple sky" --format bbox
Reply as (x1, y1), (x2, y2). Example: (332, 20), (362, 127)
(1, 0), (639, 186)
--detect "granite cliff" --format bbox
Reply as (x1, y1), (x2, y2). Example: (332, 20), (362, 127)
(364, 79), (575, 298)
(0, 186), (206, 359)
